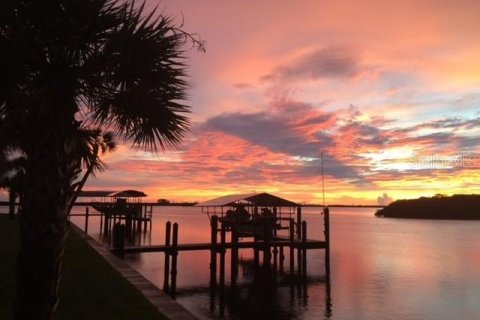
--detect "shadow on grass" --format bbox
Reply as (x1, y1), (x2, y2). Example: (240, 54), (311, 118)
(0, 215), (167, 320)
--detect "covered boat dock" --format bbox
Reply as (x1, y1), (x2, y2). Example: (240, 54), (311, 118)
(74, 189), (153, 238)
(110, 192), (331, 297)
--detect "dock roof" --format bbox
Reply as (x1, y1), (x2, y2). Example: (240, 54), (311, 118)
(78, 190), (147, 198)
(197, 192), (299, 207)
(78, 190), (115, 197)
(109, 190), (147, 198)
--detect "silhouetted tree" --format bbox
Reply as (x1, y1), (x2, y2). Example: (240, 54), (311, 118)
(0, 0), (201, 318)
(0, 130), (115, 221)
(67, 129), (117, 212)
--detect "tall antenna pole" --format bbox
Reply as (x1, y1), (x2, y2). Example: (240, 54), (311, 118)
(321, 152), (326, 207)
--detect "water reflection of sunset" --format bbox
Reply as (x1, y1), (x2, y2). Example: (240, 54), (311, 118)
(70, 206), (480, 320)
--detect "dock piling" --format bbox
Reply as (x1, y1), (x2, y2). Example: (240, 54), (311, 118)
(273, 246), (278, 273)
(102, 204), (332, 305)
(231, 222), (238, 286)
(84, 207), (89, 233)
(263, 221), (272, 265)
(112, 223), (125, 259)
(171, 223), (178, 297)
(163, 221), (171, 292)
(103, 213), (109, 236)
(324, 207), (331, 282)
(219, 222), (226, 288)
(301, 220), (307, 279)
(296, 207), (302, 239)
(289, 218), (295, 275)
(279, 246), (285, 273)
(210, 216), (218, 289)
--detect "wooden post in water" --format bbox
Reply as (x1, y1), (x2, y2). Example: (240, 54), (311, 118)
(254, 234), (259, 270)
(103, 213), (109, 235)
(125, 214), (131, 236)
(273, 246), (278, 274)
(324, 207), (331, 282)
(301, 220), (307, 279)
(219, 222), (226, 288)
(296, 208), (302, 275)
(108, 213), (112, 235)
(130, 218), (136, 238)
(231, 222), (238, 286)
(210, 216), (218, 289)
(279, 246), (285, 273)
(143, 205), (147, 230)
(296, 207), (302, 239)
(148, 205), (153, 229)
(163, 221), (171, 292)
(263, 220), (272, 265)
(137, 213), (142, 234)
(119, 224), (125, 259)
(171, 222), (179, 297)
(99, 210), (103, 235)
(273, 207), (278, 237)
(112, 223), (125, 259)
(84, 206), (89, 233)
(289, 218), (295, 275)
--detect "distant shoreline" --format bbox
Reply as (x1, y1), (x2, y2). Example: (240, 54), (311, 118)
(0, 201), (386, 208)
(376, 194), (480, 220)
(304, 204), (385, 208)
(73, 202), (198, 207)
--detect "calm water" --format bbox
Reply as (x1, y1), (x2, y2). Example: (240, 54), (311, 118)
(70, 206), (480, 320)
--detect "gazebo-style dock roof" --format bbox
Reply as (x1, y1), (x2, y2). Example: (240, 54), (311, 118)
(78, 189), (148, 206)
(197, 192), (300, 219)
(78, 189), (147, 199)
(75, 189), (152, 238)
(105, 192), (331, 298)
(197, 192), (299, 207)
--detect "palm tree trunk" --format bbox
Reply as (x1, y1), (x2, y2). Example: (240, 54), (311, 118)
(68, 145), (99, 213)
(14, 124), (79, 320)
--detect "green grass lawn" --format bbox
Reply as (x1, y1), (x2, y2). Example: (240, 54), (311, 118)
(0, 215), (167, 320)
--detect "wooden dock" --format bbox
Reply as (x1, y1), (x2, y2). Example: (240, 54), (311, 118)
(109, 207), (331, 298)
(71, 203), (153, 240)
(71, 197), (331, 300)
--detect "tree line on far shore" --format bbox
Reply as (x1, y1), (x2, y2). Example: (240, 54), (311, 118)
(375, 194), (480, 219)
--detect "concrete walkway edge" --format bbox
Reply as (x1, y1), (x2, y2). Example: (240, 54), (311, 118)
(71, 224), (199, 320)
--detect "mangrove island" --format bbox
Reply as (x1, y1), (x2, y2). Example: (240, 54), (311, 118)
(375, 194), (480, 219)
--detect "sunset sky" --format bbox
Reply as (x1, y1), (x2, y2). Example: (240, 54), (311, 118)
(17, 0), (480, 205)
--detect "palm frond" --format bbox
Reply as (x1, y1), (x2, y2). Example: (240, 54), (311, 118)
(72, 126), (116, 175)
(83, 1), (194, 151)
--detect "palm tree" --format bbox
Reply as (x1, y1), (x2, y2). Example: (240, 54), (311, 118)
(0, 130), (115, 221)
(68, 129), (117, 212)
(0, 1), (202, 319)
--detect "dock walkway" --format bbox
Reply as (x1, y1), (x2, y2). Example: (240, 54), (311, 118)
(115, 238), (326, 254)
